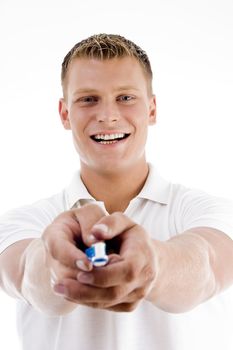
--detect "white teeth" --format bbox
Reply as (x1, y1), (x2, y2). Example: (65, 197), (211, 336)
(93, 133), (126, 141)
(99, 140), (118, 144)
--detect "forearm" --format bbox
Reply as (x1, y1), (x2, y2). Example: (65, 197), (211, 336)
(0, 239), (77, 316)
(21, 238), (78, 315)
(0, 239), (33, 299)
(147, 228), (230, 313)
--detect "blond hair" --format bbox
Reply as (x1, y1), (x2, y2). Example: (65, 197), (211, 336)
(61, 33), (153, 95)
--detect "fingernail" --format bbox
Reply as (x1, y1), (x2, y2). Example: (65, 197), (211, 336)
(92, 224), (108, 234)
(54, 284), (67, 296)
(77, 272), (93, 284)
(88, 234), (97, 244)
(76, 260), (91, 271)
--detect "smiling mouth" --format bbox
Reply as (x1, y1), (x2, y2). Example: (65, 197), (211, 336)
(90, 133), (130, 144)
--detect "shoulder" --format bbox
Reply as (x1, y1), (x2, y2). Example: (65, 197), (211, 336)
(0, 190), (67, 224)
(0, 190), (69, 253)
(168, 182), (233, 235)
(169, 182), (233, 211)
(0, 190), (68, 253)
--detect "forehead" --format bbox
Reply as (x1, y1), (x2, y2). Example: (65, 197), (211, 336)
(66, 56), (148, 95)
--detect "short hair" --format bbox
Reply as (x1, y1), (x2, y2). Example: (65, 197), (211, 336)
(61, 33), (153, 95)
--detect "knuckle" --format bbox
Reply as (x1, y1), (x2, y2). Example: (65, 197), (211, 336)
(135, 287), (147, 300)
(110, 286), (125, 301)
(111, 212), (124, 221)
(103, 212), (121, 227)
(123, 302), (138, 312)
(106, 211), (128, 228)
(125, 263), (138, 282)
(106, 302), (138, 313)
(143, 264), (156, 283)
(46, 239), (59, 259)
(89, 302), (106, 310)
(77, 203), (105, 217)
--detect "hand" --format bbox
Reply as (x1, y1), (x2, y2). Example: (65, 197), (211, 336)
(58, 210), (157, 312)
(41, 204), (108, 296)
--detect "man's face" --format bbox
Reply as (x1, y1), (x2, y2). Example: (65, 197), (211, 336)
(59, 56), (156, 174)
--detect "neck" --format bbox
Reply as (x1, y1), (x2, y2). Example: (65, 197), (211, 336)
(80, 161), (149, 213)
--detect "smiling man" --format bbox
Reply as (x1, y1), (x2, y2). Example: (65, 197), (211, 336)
(0, 34), (233, 350)
(59, 55), (156, 213)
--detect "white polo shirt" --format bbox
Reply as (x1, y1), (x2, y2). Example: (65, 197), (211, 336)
(1, 164), (233, 350)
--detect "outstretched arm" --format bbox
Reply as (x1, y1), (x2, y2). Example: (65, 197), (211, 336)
(147, 226), (233, 312)
(0, 205), (106, 316)
(73, 212), (233, 313)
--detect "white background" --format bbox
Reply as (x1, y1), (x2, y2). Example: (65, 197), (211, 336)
(0, 0), (232, 348)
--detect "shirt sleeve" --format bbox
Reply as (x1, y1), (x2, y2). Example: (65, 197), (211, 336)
(0, 196), (65, 254)
(174, 186), (233, 238)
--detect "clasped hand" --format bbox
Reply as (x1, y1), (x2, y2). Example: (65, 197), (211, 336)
(42, 204), (157, 312)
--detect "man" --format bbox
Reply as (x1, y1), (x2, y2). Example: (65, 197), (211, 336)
(0, 33), (233, 350)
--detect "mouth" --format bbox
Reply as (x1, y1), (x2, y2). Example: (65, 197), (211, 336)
(90, 132), (130, 144)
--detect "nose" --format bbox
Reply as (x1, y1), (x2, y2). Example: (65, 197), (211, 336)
(96, 101), (120, 123)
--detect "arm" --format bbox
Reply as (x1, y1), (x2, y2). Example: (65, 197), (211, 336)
(0, 238), (78, 316)
(0, 238), (33, 300)
(69, 214), (233, 313)
(0, 205), (107, 316)
(4, 206), (231, 315)
(147, 226), (233, 312)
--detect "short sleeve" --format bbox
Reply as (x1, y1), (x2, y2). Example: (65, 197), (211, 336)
(174, 187), (233, 238)
(0, 194), (65, 254)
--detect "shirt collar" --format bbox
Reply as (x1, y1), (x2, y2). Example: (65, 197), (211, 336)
(136, 163), (171, 204)
(65, 171), (95, 209)
(65, 163), (171, 209)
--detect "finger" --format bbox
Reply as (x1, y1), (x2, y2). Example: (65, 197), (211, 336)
(84, 287), (146, 311)
(50, 259), (78, 280)
(90, 212), (137, 241)
(45, 236), (92, 270)
(72, 204), (107, 246)
(49, 256), (92, 287)
(54, 278), (121, 304)
(103, 289), (146, 311)
(106, 301), (140, 312)
(76, 257), (141, 288)
(43, 211), (93, 270)
(107, 253), (123, 265)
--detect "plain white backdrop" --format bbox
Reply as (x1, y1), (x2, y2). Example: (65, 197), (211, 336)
(0, 0), (232, 348)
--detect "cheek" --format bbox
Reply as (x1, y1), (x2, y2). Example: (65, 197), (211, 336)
(69, 110), (88, 134)
(129, 109), (151, 132)
(128, 103), (150, 120)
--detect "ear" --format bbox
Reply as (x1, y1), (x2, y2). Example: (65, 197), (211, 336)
(148, 95), (157, 125)
(59, 98), (71, 130)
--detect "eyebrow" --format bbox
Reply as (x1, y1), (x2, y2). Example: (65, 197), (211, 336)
(72, 86), (140, 95)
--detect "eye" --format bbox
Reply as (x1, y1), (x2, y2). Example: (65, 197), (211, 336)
(77, 96), (98, 105)
(117, 95), (135, 102)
